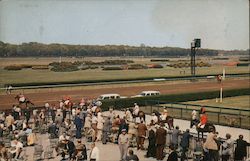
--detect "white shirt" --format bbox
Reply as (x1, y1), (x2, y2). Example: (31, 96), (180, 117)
(133, 105), (139, 115)
(10, 141), (23, 154)
(92, 106), (97, 112)
(90, 146), (99, 161)
(152, 115), (158, 124)
(59, 135), (66, 142)
(192, 110), (197, 120)
(92, 116), (98, 124)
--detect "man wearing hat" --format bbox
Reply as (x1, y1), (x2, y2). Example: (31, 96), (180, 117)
(102, 116), (112, 144)
(160, 109), (168, 121)
(155, 123), (167, 161)
(137, 120), (147, 150)
(118, 129), (129, 161)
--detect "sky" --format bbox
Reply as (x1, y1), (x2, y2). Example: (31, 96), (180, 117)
(0, 0), (249, 50)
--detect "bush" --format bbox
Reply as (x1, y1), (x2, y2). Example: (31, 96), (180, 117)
(20, 64), (33, 68)
(4, 65), (22, 70)
(81, 66), (90, 70)
(237, 63), (249, 67)
(128, 64), (148, 70)
(50, 62), (79, 72)
(150, 59), (169, 62)
(89, 66), (99, 69)
(32, 65), (49, 70)
(103, 66), (123, 70)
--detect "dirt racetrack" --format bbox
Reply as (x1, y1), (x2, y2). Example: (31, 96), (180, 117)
(0, 79), (249, 110)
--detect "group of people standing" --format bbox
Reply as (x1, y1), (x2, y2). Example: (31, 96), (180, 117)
(0, 96), (249, 161)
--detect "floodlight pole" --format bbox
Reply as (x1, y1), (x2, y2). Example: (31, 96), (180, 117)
(190, 39), (200, 76)
(191, 44), (196, 76)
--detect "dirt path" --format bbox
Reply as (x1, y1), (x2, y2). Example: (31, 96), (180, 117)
(0, 79), (248, 110)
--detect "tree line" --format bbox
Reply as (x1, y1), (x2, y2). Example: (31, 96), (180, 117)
(0, 41), (248, 57)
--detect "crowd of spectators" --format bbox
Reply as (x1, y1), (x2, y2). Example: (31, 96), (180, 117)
(0, 99), (249, 161)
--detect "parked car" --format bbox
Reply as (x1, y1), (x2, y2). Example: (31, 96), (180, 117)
(132, 91), (160, 98)
(97, 94), (126, 100)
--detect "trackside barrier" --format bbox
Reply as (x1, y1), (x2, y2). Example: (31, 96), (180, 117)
(143, 101), (250, 129)
(165, 130), (250, 160)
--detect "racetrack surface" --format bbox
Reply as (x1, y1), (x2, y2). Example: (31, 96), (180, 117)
(0, 79), (249, 110)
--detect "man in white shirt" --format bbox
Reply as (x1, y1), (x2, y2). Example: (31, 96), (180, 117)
(10, 138), (23, 159)
(133, 103), (140, 116)
(90, 142), (99, 161)
(190, 110), (198, 128)
(118, 129), (129, 161)
(151, 113), (158, 124)
(160, 109), (168, 121)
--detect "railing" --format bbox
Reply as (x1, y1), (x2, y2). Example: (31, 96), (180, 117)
(143, 101), (250, 129)
(165, 130), (250, 160)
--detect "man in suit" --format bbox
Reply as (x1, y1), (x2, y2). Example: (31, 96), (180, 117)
(74, 114), (83, 139)
(155, 123), (167, 161)
(180, 129), (192, 161)
(65, 138), (76, 160)
(137, 121), (147, 150)
(102, 117), (112, 144)
(146, 125), (156, 158)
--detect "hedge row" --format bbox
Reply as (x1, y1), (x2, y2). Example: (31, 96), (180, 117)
(4, 64), (33, 70)
(100, 88), (250, 111)
(6, 73), (249, 87)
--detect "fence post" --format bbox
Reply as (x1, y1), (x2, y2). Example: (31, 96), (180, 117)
(218, 112), (220, 124)
(181, 108), (183, 118)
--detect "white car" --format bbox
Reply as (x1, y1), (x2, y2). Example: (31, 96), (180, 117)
(97, 94), (126, 100)
(132, 91), (160, 98)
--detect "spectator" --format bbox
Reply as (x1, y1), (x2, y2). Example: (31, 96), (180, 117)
(167, 144), (178, 161)
(234, 134), (250, 161)
(91, 114), (98, 141)
(118, 129), (129, 161)
(146, 124), (156, 158)
(10, 138), (23, 160)
(171, 126), (181, 149)
(48, 122), (59, 138)
(136, 120), (147, 150)
(84, 113), (92, 132)
(180, 129), (192, 161)
(155, 123), (167, 161)
(133, 103), (140, 117)
(50, 105), (56, 123)
(24, 106), (31, 123)
(74, 113), (83, 139)
(221, 133), (234, 161)
(90, 142), (99, 161)
(0, 142), (8, 160)
(96, 112), (104, 141)
(151, 113), (158, 124)
(102, 117), (112, 144)
(65, 138), (76, 160)
(5, 113), (14, 131)
(118, 117), (128, 136)
(126, 149), (139, 161)
(203, 128), (219, 161)
(75, 139), (87, 160)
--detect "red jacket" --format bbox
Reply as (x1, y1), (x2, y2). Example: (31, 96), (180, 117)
(200, 114), (208, 125)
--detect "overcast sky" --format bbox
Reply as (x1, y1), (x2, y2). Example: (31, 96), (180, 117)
(0, 0), (249, 50)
